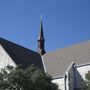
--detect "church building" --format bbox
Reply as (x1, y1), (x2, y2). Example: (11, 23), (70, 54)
(0, 19), (90, 90)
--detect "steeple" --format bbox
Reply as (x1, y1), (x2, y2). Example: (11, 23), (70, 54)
(37, 17), (46, 55)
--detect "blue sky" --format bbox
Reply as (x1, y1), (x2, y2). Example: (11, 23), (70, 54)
(0, 0), (90, 52)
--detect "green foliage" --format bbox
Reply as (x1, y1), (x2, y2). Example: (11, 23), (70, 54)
(0, 65), (58, 90)
(81, 71), (90, 90)
(85, 71), (90, 90)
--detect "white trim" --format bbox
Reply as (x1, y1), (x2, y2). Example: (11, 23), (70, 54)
(41, 56), (46, 73)
(53, 76), (64, 79)
(76, 63), (90, 68)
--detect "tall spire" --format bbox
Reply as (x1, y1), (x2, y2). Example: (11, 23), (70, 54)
(38, 16), (45, 41)
(37, 17), (46, 55)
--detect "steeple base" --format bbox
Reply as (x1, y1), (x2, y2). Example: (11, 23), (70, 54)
(37, 49), (46, 55)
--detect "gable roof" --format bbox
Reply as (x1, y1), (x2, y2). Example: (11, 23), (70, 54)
(0, 38), (43, 69)
(43, 40), (90, 77)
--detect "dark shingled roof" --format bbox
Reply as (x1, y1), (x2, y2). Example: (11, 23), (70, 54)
(43, 40), (90, 77)
(0, 37), (43, 69)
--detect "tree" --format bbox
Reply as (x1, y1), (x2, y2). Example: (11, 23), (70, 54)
(81, 71), (90, 90)
(84, 71), (90, 90)
(0, 65), (58, 90)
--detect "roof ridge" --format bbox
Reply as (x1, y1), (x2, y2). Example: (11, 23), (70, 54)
(44, 40), (90, 55)
(0, 37), (37, 53)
